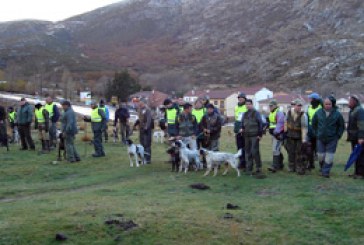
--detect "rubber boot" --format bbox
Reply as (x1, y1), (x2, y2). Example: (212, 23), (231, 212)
(268, 156), (280, 173)
(278, 153), (284, 170)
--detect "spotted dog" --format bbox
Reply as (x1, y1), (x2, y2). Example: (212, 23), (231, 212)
(174, 140), (202, 174)
(126, 139), (146, 167)
(200, 149), (242, 177)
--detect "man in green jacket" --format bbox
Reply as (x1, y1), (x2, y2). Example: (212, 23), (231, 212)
(61, 100), (80, 163)
(347, 95), (364, 178)
(312, 96), (345, 178)
(17, 98), (35, 150)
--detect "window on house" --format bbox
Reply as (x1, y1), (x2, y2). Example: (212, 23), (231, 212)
(220, 100), (224, 108)
(214, 100), (218, 106)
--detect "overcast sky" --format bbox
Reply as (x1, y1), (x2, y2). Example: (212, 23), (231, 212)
(0, 0), (124, 22)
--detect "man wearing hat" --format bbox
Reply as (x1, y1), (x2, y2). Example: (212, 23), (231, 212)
(177, 102), (198, 150)
(234, 92), (248, 169)
(61, 100), (80, 162)
(201, 103), (222, 151)
(34, 102), (50, 153)
(285, 99), (309, 174)
(312, 96), (345, 178)
(99, 99), (110, 143)
(45, 96), (60, 149)
(134, 98), (153, 163)
(163, 98), (179, 137)
(306, 92), (322, 169)
(192, 99), (206, 149)
(84, 100), (107, 157)
(17, 98), (35, 150)
(267, 99), (285, 173)
(347, 95), (364, 178)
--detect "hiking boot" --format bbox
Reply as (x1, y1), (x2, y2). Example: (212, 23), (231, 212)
(267, 167), (276, 173)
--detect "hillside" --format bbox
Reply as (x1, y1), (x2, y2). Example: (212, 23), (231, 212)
(0, 0), (363, 94)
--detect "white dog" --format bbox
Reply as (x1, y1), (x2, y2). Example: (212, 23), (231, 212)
(200, 149), (242, 177)
(126, 139), (146, 167)
(174, 140), (202, 174)
(153, 130), (165, 143)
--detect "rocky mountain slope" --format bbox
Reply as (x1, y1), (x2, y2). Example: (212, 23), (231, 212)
(0, 0), (363, 94)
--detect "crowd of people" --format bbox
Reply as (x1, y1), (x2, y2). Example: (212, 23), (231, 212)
(0, 92), (364, 179)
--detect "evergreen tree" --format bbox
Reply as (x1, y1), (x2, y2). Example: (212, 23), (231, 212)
(106, 70), (141, 102)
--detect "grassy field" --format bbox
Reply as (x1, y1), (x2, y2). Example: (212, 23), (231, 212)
(0, 127), (363, 245)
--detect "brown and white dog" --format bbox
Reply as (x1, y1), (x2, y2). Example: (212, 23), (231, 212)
(199, 149), (242, 177)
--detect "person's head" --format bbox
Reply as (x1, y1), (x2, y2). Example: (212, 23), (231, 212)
(349, 95), (360, 109)
(323, 96), (336, 111)
(194, 99), (203, 109)
(20, 98), (26, 106)
(206, 103), (214, 114)
(139, 98), (147, 109)
(293, 99), (303, 113)
(269, 100), (278, 112)
(238, 92), (246, 104)
(34, 103), (42, 110)
(245, 99), (253, 110)
(163, 98), (172, 108)
(61, 100), (71, 110)
(183, 103), (192, 113)
(99, 99), (105, 107)
(201, 95), (210, 105)
(308, 92), (320, 103)
(8, 106), (14, 112)
(46, 96), (53, 104)
(90, 101), (97, 109)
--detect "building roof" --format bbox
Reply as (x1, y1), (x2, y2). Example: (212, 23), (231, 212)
(259, 92), (306, 104)
(184, 86), (266, 100)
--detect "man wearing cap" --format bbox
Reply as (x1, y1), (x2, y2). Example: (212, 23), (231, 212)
(240, 99), (263, 175)
(17, 98), (35, 150)
(312, 96), (345, 178)
(7, 106), (17, 143)
(84, 101), (107, 157)
(201, 103), (222, 151)
(347, 95), (364, 178)
(34, 102), (50, 153)
(267, 99), (285, 173)
(99, 100), (110, 143)
(164, 98), (179, 137)
(285, 99), (309, 174)
(177, 102), (198, 150)
(306, 92), (322, 169)
(134, 98), (153, 163)
(61, 100), (80, 162)
(192, 99), (206, 149)
(234, 92), (248, 169)
(45, 96), (60, 149)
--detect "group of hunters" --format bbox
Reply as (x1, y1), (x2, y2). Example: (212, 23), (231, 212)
(0, 91), (364, 179)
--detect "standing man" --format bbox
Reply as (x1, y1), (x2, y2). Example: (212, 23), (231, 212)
(347, 95), (364, 178)
(7, 106), (17, 143)
(241, 99), (263, 175)
(234, 92), (247, 169)
(34, 102), (50, 153)
(84, 101), (106, 157)
(17, 98), (35, 150)
(306, 92), (322, 169)
(134, 98), (153, 163)
(267, 100), (285, 173)
(60, 100), (80, 163)
(192, 99), (206, 149)
(114, 102), (130, 144)
(177, 102), (198, 150)
(99, 99), (110, 143)
(0, 104), (7, 149)
(200, 103), (222, 151)
(164, 98), (179, 138)
(285, 99), (309, 175)
(45, 96), (60, 149)
(312, 96), (345, 178)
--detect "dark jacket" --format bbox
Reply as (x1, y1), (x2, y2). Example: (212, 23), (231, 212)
(241, 109), (263, 137)
(114, 107), (130, 125)
(137, 106), (153, 131)
(312, 108), (345, 143)
(177, 112), (197, 137)
(84, 109), (106, 131)
(49, 104), (60, 123)
(61, 107), (78, 136)
(17, 102), (33, 125)
(0, 106), (5, 121)
(347, 104), (364, 141)
(201, 112), (222, 140)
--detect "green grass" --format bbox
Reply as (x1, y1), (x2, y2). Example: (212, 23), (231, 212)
(0, 128), (363, 245)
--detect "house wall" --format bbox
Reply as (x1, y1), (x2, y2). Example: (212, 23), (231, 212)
(254, 88), (273, 110)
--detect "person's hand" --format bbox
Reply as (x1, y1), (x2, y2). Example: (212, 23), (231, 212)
(239, 129), (243, 133)
(358, 139), (364, 145)
(257, 136), (261, 141)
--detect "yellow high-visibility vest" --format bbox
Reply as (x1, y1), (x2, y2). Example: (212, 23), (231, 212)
(166, 108), (177, 125)
(235, 105), (247, 121)
(9, 111), (16, 123)
(192, 108), (205, 124)
(269, 109), (278, 129)
(45, 103), (55, 117)
(307, 105), (322, 125)
(35, 107), (46, 123)
(91, 108), (102, 122)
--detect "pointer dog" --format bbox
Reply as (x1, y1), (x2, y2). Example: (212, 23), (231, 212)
(200, 149), (242, 177)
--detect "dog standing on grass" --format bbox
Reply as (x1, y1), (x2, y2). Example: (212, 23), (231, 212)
(200, 149), (242, 177)
(153, 130), (165, 143)
(126, 139), (146, 167)
(174, 140), (202, 174)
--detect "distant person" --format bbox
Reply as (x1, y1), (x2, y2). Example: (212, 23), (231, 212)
(240, 99), (263, 175)
(34, 102), (50, 153)
(84, 101), (106, 157)
(17, 98), (35, 150)
(114, 102), (130, 144)
(99, 99), (110, 143)
(61, 100), (80, 162)
(312, 96), (345, 178)
(177, 102), (197, 150)
(45, 96), (60, 149)
(164, 98), (179, 137)
(7, 106), (17, 143)
(347, 95), (364, 179)
(200, 103), (222, 151)
(234, 92), (247, 169)
(0, 104), (7, 148)
(192, 99), (206, 149)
